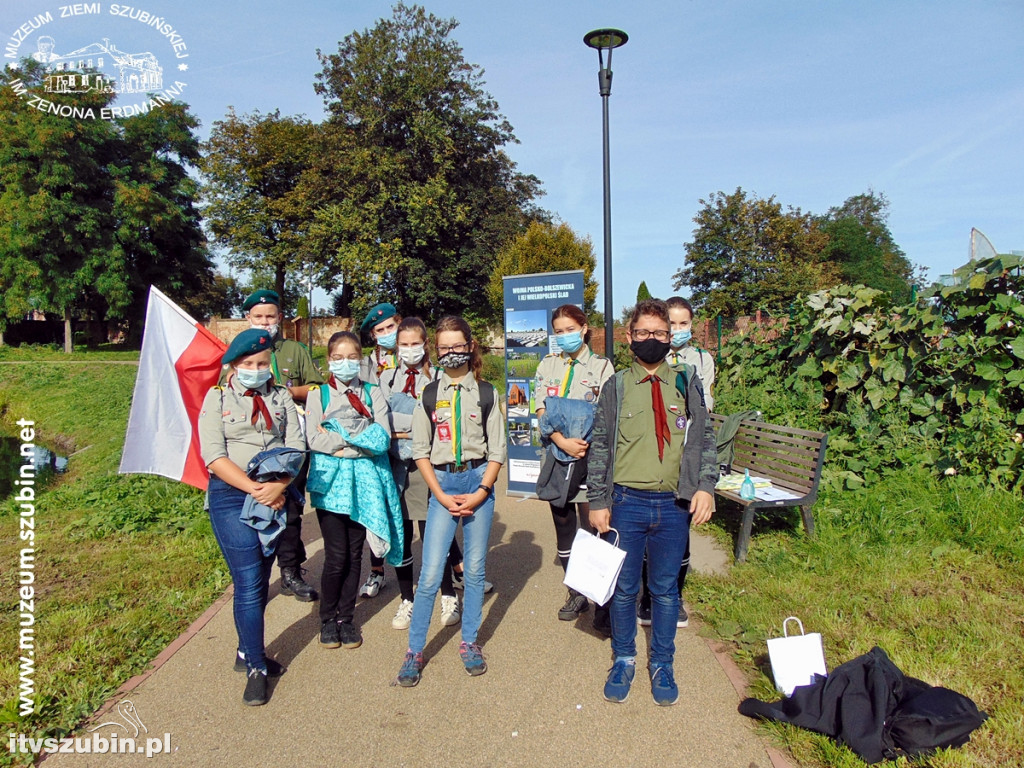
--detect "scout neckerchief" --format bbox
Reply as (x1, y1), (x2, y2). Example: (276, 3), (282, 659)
(270, 351), (282, 384)
(669, 351), (682, 366)
(452, 383), (463, 466)
(237, 376), (273, 430)
(328, 375), (372, 419)
(558, 356), (578, 397)
(375, 347), (396, 377)
(402, 366), (419, 396)
(640, 373), (671, 460)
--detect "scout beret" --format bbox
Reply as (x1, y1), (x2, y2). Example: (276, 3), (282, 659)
(360, 302), (398, 332)
(222, 328), (273, 364)
(242, 289), (281, 312)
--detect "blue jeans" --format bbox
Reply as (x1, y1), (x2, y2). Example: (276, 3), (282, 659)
(408, 464), (494, 652)
(610, 485), (690, 666)
(208, 477), (274, 672)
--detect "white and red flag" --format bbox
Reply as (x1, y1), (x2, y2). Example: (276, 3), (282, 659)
(119, 286), (227, 490)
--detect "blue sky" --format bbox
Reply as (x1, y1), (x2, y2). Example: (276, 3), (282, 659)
(4, 0), (1022, 316)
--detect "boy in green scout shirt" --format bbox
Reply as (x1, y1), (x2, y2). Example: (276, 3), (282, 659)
(240, 289), (325, 602)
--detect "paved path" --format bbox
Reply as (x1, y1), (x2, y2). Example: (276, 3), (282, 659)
(50, 473), (789, 768)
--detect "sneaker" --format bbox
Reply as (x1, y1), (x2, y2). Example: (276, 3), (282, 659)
(592, 606), (611, 638)
(234, 653), (285, 677)
(338, 620), (362, 649)
(242, 668), (268, 706)
(391, 599), (415, 630)
(359, 570), (385, 598)
(650, 664), (679, 706)
(603, 659), (635, 703)
(678, 602), (689, 628)
(397, 650), (425, 687)
(451, 571), (493, 593)
(558, 589), (590, 621)
(459, 641), (487, 676)
(440, 594), (461, 627)
(319, 620), (341, 649)
(637, 601), (652, 626)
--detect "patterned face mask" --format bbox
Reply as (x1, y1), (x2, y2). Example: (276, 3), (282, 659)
(438, 352), (471, 369)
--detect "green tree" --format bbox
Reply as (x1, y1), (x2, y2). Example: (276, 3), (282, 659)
(636, 281), (652, 302)
(308, 2), (543, 323)
(818, 191), (915, 302)
(673, 187), (837, 316)
(486, 220), (597, 317)
(200, 109), (317, 314)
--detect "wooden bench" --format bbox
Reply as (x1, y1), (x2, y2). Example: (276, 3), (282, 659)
(709, 413), (828, 563)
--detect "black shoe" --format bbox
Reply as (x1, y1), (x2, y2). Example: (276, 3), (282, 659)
(338, 621), (362, 649)
(233, 654), (286, 676)
(320, 620), (341, 649)
(637, 600), (652, 626)
(243, 669), (268, 706)
(558, 589), (590, 621)
(592, 606), (611, 638)
(280, 567), (319, 602)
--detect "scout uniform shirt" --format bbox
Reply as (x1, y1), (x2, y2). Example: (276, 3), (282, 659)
(612, 361), (689, 493)
(411, 372), (506, 468)
(534, 345), (615, 412)
(379, 361), (441, 434)
(359, 347), (398, 385)
(667, 345), (715, 410)
(199, 375), (304, 470)
(305, 378), (391, 460)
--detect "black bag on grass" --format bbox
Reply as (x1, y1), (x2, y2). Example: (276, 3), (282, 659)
(882, 679), (988, 759)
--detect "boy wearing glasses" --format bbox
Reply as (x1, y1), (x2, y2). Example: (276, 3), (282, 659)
(587, 299), (718, 706)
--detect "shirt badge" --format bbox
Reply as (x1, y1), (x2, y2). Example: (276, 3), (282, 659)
(675, 415), (687, 430)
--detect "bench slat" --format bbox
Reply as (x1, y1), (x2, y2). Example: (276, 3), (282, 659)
(739, 421), (826, 440)
(732, 443), (820, 472)
(736, 427), (825, 452)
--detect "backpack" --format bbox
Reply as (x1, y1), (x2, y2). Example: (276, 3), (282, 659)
(421, 378), (495, 447)
(883, 679), (989, 759)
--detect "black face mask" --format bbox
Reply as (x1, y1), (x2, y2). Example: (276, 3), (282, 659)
(630, 338), (671, 364)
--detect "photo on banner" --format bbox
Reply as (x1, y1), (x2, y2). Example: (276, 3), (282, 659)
(501, 270), (585, 496)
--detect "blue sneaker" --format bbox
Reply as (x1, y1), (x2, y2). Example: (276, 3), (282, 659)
(396, 651), (425, 687)
(603, 659), (635, 703)
(650, 664), (679, 706)
(459, 642), (487, 676)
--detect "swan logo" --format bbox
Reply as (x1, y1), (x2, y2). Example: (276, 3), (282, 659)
(3, 4), (193, 121)
(8, 699), (173, 757)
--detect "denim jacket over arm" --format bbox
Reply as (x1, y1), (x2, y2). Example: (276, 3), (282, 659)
(587, 365), (719, 510)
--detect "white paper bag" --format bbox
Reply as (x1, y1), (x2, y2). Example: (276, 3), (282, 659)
(563, 528), (626, 606)
(767, 616), (827, 696)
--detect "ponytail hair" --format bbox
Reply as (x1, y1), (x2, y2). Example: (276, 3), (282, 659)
(551, 304), (591, 344)
(435, 315), (483, 381)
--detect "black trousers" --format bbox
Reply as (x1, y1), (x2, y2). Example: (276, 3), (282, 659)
(316, 510), (366, 624)
(275, 459), (308, 569)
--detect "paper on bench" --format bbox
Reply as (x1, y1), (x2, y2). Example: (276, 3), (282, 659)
(754, 486), (801, 501)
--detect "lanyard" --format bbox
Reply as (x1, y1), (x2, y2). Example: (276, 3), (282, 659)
(452, 385), (462, 466)
(558, 359), (576, 397)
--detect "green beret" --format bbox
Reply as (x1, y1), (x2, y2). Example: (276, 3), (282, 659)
(360, 302), (398, 332)
(222, 328), (273, 364)
(242, 289), (281, 312)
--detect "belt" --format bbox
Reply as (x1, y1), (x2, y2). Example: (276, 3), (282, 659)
(433, 458), (487, 474)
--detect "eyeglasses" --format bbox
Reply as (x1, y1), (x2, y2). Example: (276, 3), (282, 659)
(632, 329), (670, 342)
(436, 343), (470, 355)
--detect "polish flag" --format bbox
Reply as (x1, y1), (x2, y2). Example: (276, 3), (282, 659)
(119, 286), (227, 490)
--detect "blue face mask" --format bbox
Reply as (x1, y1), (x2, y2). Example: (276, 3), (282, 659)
(377, 331), (398, 350)
(671, 330), (692, 348)
(235, 367), (272, 389)
(329, 359), (361, 382)
(555, 330), (584, 355)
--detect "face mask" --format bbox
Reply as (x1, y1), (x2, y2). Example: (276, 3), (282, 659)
(251, 323), (279, 338)
(438, 352), (471, 370)
(235, 367), (272, 389)
(329, 359), (361, 382)
(671, 330), (692, 348)
(398, 345), (426, 366)
(377, 331), (398, 350)
(555, 331), (584, 355)
(630, 338), (671, 365)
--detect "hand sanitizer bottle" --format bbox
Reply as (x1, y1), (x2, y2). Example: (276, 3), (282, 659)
(740, 468), (756, 500)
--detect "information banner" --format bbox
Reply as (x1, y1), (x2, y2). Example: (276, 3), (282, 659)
(502, 270), (585, 496)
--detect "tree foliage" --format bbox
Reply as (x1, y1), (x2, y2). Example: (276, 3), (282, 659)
(486, 220), (598, 318)
(307, 2), (544, 323)
(0, 60), (211, 348)
(673, 188), (837, 317)
(636, 281), (652, 302)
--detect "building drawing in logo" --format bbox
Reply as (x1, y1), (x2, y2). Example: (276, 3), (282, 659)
(40, 37), (162, 95)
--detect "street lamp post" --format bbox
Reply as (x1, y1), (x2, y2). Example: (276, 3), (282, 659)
(584, 28), (628, 360)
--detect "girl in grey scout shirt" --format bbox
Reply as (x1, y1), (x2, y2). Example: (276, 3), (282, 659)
(534, 304), (615, 625)
(395, 316), (505, 687)
(198, 328), (305, 707)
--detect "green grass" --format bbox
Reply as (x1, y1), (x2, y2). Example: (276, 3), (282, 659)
(697, 385), (1024, 766)
(0, 343), (141, 362)
(0, 363), (225, 767)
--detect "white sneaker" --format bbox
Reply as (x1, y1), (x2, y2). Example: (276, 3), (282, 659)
(451, 572), (493, 593)
(359, 571), (385, 598)
(440, 594), (461, 626)
(391, 599), (414, 630)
